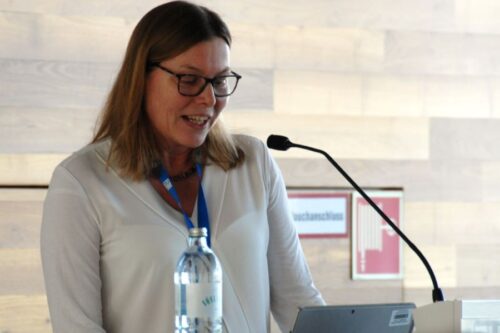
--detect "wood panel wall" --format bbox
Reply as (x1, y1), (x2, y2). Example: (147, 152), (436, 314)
(1, 0), (500, 332)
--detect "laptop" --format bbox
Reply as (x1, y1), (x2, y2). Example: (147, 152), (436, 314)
(291, 303), (415, 333)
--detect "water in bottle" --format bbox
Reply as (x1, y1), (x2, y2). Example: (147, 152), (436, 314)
(174, 227), (222, 333)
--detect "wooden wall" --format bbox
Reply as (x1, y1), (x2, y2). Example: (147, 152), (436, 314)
(2, 0), (500, 332)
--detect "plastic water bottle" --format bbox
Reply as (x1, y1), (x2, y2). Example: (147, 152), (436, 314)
(174, 227), (222, 333)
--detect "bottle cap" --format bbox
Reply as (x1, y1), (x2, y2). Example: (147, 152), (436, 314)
(189, 227), (207, 237)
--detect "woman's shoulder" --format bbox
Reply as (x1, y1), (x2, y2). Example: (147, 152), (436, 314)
(232, 134), (267, 154)
(56, 140), (110, 176)
(230, 134), (275, 173)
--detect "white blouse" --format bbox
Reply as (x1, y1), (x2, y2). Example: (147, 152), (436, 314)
(41, 134), (325, 333)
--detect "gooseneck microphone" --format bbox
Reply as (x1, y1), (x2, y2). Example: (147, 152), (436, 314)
(267, 134), (444, 303)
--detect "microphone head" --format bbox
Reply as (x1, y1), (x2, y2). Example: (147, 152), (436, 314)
(267, 134), (293, 151)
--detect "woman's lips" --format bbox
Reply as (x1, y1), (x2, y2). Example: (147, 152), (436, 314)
(182, 115), (210, 126)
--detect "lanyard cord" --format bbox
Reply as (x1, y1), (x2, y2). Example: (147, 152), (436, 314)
(158, 163), (212, 247)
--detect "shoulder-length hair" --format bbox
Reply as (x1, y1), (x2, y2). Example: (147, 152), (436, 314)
(92, 0), (244, 181)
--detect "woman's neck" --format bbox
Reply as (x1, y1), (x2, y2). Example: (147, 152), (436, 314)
(160, 149), (195, 176)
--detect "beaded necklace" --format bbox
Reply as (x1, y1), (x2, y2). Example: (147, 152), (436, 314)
(170, 165), (197, 182)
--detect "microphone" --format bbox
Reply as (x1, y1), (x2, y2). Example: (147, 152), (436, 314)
(267, 134), (444, 303)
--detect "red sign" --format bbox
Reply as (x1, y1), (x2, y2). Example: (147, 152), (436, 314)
(352, 191), (403, 280)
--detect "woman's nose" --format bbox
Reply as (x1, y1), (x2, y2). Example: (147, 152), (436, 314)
(196, 82), (217, 106)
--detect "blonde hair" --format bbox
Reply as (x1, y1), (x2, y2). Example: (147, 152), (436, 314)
(92, 1), (244, 181)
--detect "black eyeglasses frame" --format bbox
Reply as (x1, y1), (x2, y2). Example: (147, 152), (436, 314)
(150, 63), (242, 97)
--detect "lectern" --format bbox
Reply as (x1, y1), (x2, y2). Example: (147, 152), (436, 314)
(413, 300), (500, 332)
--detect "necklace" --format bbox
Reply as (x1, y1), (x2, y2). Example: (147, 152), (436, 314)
(170, 165), (198, 182)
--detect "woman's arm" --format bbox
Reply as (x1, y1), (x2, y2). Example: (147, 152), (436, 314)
(263, 145), (326, 332)
(41, 166), (106, 333)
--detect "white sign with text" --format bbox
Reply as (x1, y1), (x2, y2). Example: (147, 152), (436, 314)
(287, 190), (349, 238)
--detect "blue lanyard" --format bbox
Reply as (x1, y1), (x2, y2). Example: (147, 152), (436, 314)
(158, 163), (211, 247)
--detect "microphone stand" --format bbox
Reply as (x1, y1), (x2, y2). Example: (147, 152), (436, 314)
(278, 139), (444, 303)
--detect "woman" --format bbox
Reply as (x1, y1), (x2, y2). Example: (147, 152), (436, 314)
(41, 1), (324, 332)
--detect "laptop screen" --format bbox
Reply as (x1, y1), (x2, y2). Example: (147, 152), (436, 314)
(291, 303), (415, 333)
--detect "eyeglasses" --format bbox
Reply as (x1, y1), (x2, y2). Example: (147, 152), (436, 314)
(150, 63), (242, 97)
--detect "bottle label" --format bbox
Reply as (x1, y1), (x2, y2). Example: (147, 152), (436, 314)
(185, 282), (222, 318)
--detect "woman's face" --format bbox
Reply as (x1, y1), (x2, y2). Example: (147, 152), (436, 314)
(145, 37), (231, 155)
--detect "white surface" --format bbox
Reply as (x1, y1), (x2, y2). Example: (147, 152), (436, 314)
(413, 299), (500, 333)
